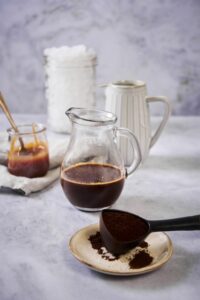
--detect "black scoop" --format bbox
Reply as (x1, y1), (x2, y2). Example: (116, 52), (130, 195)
(100, 209), (200, 255)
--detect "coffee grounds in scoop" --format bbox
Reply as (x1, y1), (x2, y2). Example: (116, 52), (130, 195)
(102, 211), (149, 242)
(88, 231), (153, 268)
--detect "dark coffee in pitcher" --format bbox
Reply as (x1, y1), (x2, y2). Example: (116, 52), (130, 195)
(61, 162), (125, 210)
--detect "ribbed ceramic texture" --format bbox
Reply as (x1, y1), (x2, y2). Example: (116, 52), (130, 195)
(105, 85), (151, 165)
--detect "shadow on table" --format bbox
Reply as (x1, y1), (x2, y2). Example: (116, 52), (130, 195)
(88, 244), (200, 290)
(144, 155), (200, 171)
(0, 186), (25, 195)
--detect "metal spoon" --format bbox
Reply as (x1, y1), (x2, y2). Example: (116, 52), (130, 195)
(100, 209), (200, 255)
(0, 91), (26, 151)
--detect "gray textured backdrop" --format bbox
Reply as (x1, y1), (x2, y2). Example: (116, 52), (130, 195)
(0, 0), (200, 115)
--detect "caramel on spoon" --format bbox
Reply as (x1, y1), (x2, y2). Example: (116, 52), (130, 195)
(100, 209), (200, 255)
(0, 91), (26, 151)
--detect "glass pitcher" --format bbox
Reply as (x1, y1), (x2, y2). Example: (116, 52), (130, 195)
(60, 107), (141, 211)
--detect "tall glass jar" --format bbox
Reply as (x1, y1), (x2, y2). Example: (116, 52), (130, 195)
(44, 46), (97, 133)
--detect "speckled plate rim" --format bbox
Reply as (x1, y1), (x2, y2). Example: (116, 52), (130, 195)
(68, 224), (173, 276)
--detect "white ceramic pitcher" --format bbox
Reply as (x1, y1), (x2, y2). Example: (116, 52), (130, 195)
(105, 80), (171, 164)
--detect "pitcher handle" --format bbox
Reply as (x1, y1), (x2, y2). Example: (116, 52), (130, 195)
(146, 96), (171, 148)
(115, 127), (142, 177)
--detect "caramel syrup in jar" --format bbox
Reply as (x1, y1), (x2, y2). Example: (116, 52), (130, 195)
(8, 141), (49, 178)
(61, 162), (125, 209)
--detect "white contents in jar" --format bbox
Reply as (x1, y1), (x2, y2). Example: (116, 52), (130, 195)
(44, 45), (97, 133)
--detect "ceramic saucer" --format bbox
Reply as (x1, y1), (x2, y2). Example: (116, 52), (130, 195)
(69, 224), (173, 276)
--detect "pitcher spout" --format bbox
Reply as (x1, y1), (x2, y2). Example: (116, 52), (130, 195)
(65, 107), (117, 127)
(66, 107), (76, 119)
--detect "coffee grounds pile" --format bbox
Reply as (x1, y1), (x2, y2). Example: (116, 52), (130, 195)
(129, 250), (153, 269)
(89, 231), (119, 261)
(139, 241), (148, 249)
(89, 231), (153, 268)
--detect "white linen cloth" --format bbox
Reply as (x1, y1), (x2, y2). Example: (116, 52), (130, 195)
(0, 132), (68, 195)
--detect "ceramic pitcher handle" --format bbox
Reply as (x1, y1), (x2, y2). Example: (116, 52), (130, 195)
(115, 127), (142, 176)
(146, 96), (171, 148)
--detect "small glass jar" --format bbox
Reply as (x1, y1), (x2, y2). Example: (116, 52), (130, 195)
(7, 123), (49, 178)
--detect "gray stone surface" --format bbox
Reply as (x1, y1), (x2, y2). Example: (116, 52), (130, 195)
(0, 0), (200, 115)
(0, 114), (200, 300)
